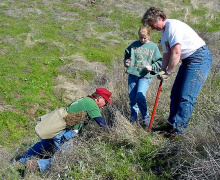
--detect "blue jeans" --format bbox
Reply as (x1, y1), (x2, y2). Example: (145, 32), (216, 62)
(128, 74), (151, 125)
(20, 129), (77, 172)
(168, 45), (212, 134)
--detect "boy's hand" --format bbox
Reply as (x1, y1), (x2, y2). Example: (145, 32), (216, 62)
(125, 60), (131, 67)
(145, 65), (152, 72)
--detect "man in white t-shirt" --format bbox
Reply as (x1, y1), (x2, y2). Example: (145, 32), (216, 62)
(141, 7), (213, 135)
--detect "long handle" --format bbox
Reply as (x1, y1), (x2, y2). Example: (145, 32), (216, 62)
(148, 80), (163, 132)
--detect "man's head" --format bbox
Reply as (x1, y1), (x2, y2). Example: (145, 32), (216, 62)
(93, 88), (113, 108)
(142, 7), (167, 31)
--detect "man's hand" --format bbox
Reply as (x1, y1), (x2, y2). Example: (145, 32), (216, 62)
(157, 70), (171, 81)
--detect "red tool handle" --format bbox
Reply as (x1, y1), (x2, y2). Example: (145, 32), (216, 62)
(148, 80), (163, 132)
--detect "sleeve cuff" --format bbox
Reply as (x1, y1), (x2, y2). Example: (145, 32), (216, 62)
(63, 130), (77, 141)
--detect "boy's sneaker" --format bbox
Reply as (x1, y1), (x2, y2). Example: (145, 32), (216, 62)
(143, 117), (150, 125)
(142, 120), (150, 130)
(25, 159), (39, 173)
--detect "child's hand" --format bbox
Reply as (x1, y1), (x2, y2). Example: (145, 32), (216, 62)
(125, 60), (131, 67)
(145, 65), (152, 72)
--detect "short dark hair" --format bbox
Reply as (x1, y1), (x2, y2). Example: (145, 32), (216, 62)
(142, 7), (167, 25)
(91, 93), (101, 99)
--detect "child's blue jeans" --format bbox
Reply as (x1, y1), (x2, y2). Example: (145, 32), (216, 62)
(168, 45), (212, 134)
(20, 129), (77, 172)
(128, 74), (151, 125)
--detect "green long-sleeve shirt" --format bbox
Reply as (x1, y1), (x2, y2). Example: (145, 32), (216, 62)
(124, 41), (162, 78)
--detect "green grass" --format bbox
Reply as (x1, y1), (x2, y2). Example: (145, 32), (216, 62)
(0, 0), (143, 148)
(0, 16), (30, 36)
(0, 111), (34, 147)
(206, 13), (220, 32)
(169, 5), (220, 33)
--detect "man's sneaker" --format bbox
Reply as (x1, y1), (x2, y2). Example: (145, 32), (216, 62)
(25, 159), (39, 173)
(164, 124), (174, 134)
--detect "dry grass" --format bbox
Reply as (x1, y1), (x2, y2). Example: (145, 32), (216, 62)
(169, 121), (220, 179)
(3, 48), (220, 179)
(36, 60), (157, 179)
(49, 36), (220, 178)
(43, 112), (147, 179)
(1, 0), (219, 179)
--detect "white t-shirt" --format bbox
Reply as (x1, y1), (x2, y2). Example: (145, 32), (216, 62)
(161, 19), (205, 59)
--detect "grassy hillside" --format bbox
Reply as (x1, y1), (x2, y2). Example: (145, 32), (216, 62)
(0, 0), (219, 179)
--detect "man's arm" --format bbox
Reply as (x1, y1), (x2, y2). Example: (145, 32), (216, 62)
(166, 43), (181, 74)
(162, 52), (170, 70)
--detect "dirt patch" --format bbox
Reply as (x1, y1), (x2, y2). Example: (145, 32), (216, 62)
(0, 146), (10, 167)
(54, 75), (88, 103)
(201, 32), (220, 68)
(52, 11), (79, 21)
(57, 54), (107, 75)
(115, 1), (148, 16)
(0, 105), (16, 112)
(0, 98), (25, 114)
(4, 8), (42, 18)
(54, 54), (107, 102)
(0, 98), (17, 112)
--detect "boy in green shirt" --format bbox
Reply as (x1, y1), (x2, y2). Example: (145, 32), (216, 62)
(17, 88), (113, 173)
(124, 26), (162, 127)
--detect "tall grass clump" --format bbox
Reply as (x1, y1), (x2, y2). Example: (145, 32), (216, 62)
(26, 61), (171, 180)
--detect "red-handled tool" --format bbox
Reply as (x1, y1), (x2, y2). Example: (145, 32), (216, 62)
(148, 79), (163, 132)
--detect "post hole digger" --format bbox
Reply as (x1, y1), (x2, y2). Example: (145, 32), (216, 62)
(147, 79), (163, 132)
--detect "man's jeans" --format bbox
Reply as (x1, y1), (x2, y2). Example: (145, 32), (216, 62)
(168, 45), (212, 134)
(128, 74), (151, 125)
(20, 129), (77, 172)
